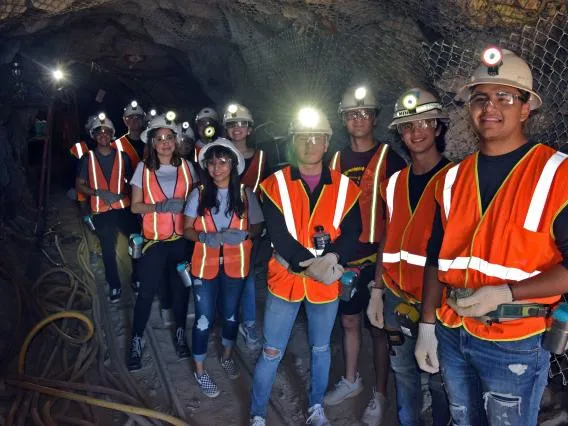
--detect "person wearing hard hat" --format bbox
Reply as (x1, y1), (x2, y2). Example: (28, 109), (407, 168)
(76, 113), (139, 303)
(68, 117), (92, 213)
(112, 100), (147, 169)
(183, 138), (264, 397)
(249, 107), (361, 426)
(191, 107), (219, 163)
(326, 85), (406, 424)
(417, 47), (568, 426)
(126, 111), (199, 371)
(366, 88), (451, 426)
(178, 120), (196, 160)
(223, 103), (268, 350)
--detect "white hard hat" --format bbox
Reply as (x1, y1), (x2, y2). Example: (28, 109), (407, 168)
(123, 100), (146, 117)
(455, 48), (542, 110)
(195, 107), (219, 123)
(222, 103), (254, 126)
(141, 111), (179, 144)
(89, 112), (115, 138)
(180, 121), (195, 140)
(289, 107), (333, 137)
(338, 86), (379, 115)
(389, 88), (448, 129)
(197, 138), (245, 175)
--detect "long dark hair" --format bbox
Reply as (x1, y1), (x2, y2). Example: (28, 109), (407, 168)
(144, 128), (182, 170)
(197, 145), (245, 218)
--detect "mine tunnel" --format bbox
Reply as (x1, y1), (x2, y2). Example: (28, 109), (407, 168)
(1, 1), (568, 425)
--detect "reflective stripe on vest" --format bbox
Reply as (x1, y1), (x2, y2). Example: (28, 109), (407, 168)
(144, 168), (158, 239)
(89, 152), (101, 212)
(88, 151), (126, 212)
(114, 139), (124, 151)
(368, 144), (389, 242)
(330, 151), (340, 170)
(252, 150), (264, 193)
(438, 255), (541, 281)
(198, 216), (208, 278)
(383, 250), (427, 266)
(385, 170), (401, 222)
(442, 164), (460, 221)
(72, 142), (86, 159)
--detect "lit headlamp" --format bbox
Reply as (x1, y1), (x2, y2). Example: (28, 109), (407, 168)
(165, 111), (176, 123)
(354, 87), (367, 107)
(98, 112), (106, 121)
(227, 104), (238, 118)
(482, 46), (503, 76)
(131, 100), (138, 109)
(149, 109), (157, 117)
(204, 126), (216, 138)
(298, 107), (320, 128)
(402, 93), (418, 111)
(182, 121), (190, 130)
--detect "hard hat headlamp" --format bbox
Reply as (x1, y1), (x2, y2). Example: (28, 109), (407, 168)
(204, 126), (216, 138)
(131, 100), (138, 109)
(402, 94), (418, 111)
(149, 109), (157, 117)
(298, 107), (320, 129)
(165, 111), (176, 123)
(182, 121), (190, 130)
(227, 104), (238, 116)
(354, 87), (367, 107)
(98, 112), (106, 121)
(482, 47), (503, 76)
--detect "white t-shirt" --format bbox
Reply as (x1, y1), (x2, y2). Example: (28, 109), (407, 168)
(130, 160), (198, 198)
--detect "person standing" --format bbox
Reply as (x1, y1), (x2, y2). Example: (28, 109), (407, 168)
(113, 100), (147, 168)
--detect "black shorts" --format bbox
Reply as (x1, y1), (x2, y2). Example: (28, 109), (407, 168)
(338, 263), (376, 316)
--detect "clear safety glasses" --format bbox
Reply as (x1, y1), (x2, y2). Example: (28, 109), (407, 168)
(204, 157), (232, 168)
(225, 121), (251, 129)
(344, 109), (374, 121)
(125, 115), (144, 121)
(293, 134), (327, 146)
(396, 119), (437, 134)
(468, 91), (524, 110)
(154, 134), (176, 144)
(93, 127), (113, 136)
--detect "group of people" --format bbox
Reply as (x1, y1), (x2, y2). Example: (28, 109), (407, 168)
(72, 46), (568, 426)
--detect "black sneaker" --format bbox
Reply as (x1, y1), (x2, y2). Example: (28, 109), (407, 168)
(127, 336), (142, 371)
(109, 288), (121, 303)
(174, 327), (190, 359)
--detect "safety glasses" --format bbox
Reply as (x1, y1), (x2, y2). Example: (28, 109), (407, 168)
(468, 91), (524, 110)
(125, 115), (144, 121)
(154, 134), (176, 144)
(93, 127), (113, 136)
(396, 119), (437, 134)
(344, 109), (374, 121)
(204, 157), (232, 168)
(225, 121), (251, 129)
(293, 134), (327, 146)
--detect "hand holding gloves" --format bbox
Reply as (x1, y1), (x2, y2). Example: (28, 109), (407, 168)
(95, 189), (125, 205)
(155, 198), (185, 214)
(447, 285), (513, 317)
(299, 253), (344, 285)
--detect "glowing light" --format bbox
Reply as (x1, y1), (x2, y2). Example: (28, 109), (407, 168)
(483, 47), (502, 67)
(204, 126), (215, 138)
(131, 100), (138, 108)
(227, 104), (238, 114)
(354, 87), (367, 100)
(149, 109), (157, 117)
(298, 107), (320, 128)
(402, 94), (418, 110)
(98, 112), (106, 121)
(182, 121), (190, 129)
(166, 111), (176, 121)
(52, 69), (64, 81)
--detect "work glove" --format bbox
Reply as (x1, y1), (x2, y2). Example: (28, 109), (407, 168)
(198, 232), (222, 248)
(415, 322), (439, 374)
(95, 189), (124, 205)
(447, 285), (513, 318)
(220, 229), (248, 245)
(299, 253), (344, 285)
(155, 198), (185, 214)
(366, 285), (384, 328)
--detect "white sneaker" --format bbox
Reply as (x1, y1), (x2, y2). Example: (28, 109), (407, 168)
(306, 404), (330, 425)
(324, 374), (363, 406)
(250, 416), (266, 426)
(361, 388), (386, 426)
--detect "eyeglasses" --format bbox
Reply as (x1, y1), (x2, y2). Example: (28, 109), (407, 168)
(93, 127), (113, 136)
(125, 115), (144, 121)
(154, 134), (176, 144)
(468, 91), (524, 109)
(344, 109), (374, 121)
(226, 121), (250, 129)
(293, 134), (327, 146)
(205, 157), (232, 168)
(396, 119), (437, 134)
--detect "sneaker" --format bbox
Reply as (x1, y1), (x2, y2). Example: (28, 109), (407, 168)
(161, 308), (174, 327)
(194, 371), (220, 398)
(324, 374), (363, 406)
(109, 288), (122, 303)
(250, 416), (266, 426)
(361, 388), (386, 426)
(239, 323), (261, 349)
(306, 404), (330, 425)
(174, 328), (191, 359)
(131, 281), (140, 294)
(220, 357), (240, 380)
(126, 336), (142, 371)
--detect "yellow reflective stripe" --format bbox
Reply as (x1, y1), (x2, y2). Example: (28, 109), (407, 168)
(75, 143), (84, 158)
(383, 250), (427, 266)
(89, 152), (100, 212)
(145, 168), (158, 240)
(199, 216), (207, 278)
(438, 256), (541, 281)
(331, 152), (340, 170)
(368, 144), (389, 242)
(274, 170), (297, 239)
(194, 149), (198, 163)
(385, 170), (402, 222)
(117, 152), (125, 209)
(181, 160), (190, 197)
(443, 164), (460, 220)
(333, 174), (349, 229)
(253, 150), (264, 193)
(114, 139), (123, 151)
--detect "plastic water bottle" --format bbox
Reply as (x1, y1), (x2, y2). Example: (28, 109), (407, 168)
(544, 302), (568, 354)
(83, 215), (96, 232)
(128, 234), (143, 259)
(176, 262), (193, 288)
(339, 269), (359, 301)
(312, 225), (331, 255)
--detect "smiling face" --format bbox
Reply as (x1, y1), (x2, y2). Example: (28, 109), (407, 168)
(469, 84), (530, 143)
(343, 108), (376, 138)
(93, 127), (113, 147)
(152, 128), (177, 157)
(398, 119), (439, 155)
(226, 121), (252, 143)
(205, 153), (232, 186)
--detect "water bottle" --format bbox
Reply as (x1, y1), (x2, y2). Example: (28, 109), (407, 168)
(83, 215), (96, 232)
(312, 225), (331, 255)
(128, 234), (143, 259)
(339, 269), (359, 301)
(176, 261), (193, 288)
(544, 302), (568, 354)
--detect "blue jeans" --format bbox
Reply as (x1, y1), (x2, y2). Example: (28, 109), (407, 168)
(191, 272), (245, 362)
(436, 322), (549, 426)
(240, 271), (256, 325)
(250, 292), (339, 418)
(384, 289), (450, 426)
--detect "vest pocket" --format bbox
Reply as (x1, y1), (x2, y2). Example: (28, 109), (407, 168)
(502, 222), (554, 276)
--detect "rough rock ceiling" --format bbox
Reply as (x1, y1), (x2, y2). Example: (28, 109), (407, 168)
(0, 0), (567, 157)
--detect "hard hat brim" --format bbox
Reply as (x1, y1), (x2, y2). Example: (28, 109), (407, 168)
(197, 138), (245, 175)
(455, 81), (542, 110)
(388, 110), (449, 129)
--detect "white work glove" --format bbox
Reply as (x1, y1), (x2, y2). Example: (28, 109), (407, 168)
(447, 285), (513, 317)
(415, 322), (439, 374)
(299, 253), (343, 285)
(366, 285), (384, 328)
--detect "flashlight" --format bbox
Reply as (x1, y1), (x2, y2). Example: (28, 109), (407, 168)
(182, 121), (190, 129)
(354, 87), (367, 101)
(52, 68), (64, 81)
(298, 107), (320, 128)
(204, 126), (215, 138)
(227, 104), (238, 114)
(166, 111), (176, 122)
(98, 112), (106, 121)
(402, 93), (418, 110)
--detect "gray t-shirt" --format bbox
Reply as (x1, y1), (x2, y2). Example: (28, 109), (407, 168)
(130, 160), (199, 198)
(79, 150), (132, 184)
(184, 186), (264, 229)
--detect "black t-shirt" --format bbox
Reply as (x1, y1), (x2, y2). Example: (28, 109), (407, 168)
(79, 150), (132, 186)
(409, 157), (451, 211)
(125, 135), (145, 160)
(427, 143), (568, 268)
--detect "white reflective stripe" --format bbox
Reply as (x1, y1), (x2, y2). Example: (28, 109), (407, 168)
(274, 170), (298, 239)
(199, 216), (207, 278)
(385, 170), (401, 222)
(524, 151), (568, 231)
(382, 250), (427, 267)
(89, 152), (100, 212)
(443, 164), (460, 220)
(331, 152), (340, 170)
(114, 139), (124, 151)
(438, 256), (541, 282)
(333, 174), (350, 229)
(117, 152), (125, 209)
(145, 168), (158, 240)
(252, 150), (264, 193)
(368, 144), (389, 242)
(181, 160), (190, 197)
(194, 149), (198, 163)
(75, 143), (84, 158)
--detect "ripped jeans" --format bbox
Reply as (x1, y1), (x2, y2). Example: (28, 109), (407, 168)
(436, 322), (549, 426)
(191, 272), (245, 362)
(250, 292), (339, 418)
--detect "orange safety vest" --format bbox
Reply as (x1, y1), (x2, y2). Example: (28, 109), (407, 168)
(330, 144), (390, 243)
(436, 144), (568, 341)
(380, 163), (452, 302)
(70, 141), (89, 201)
(260, 166), (361, 303)
(113, 135), (141, 169)
(87, 150), (131, 213)
(142, 160), (193, 241)
(241, 149), (266, 194)
(191, 185), (252, 279)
